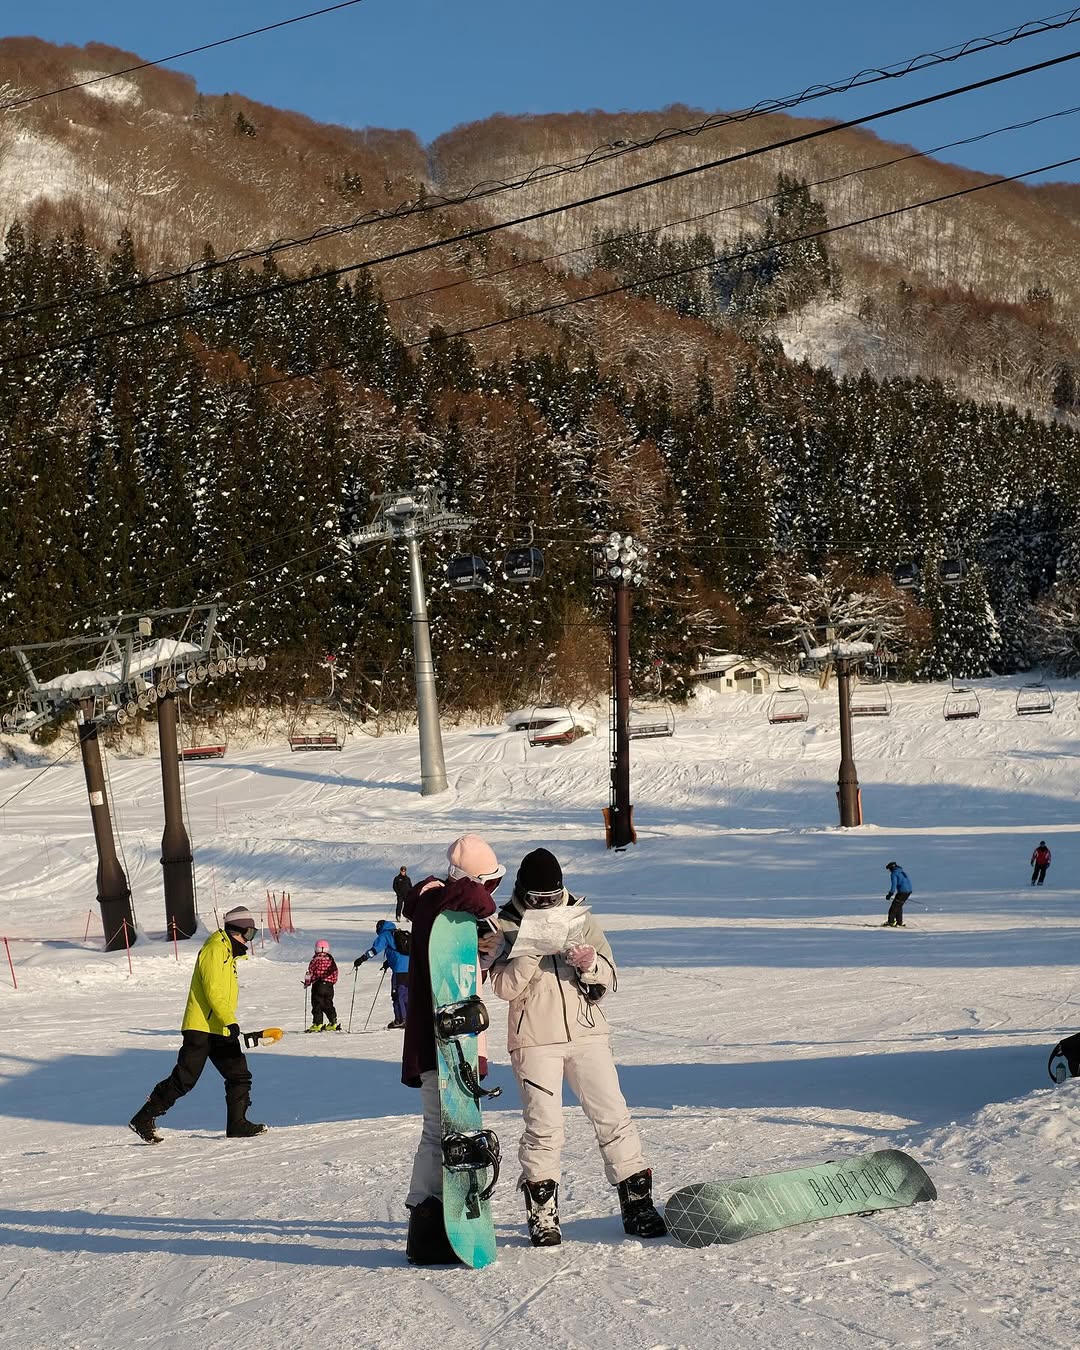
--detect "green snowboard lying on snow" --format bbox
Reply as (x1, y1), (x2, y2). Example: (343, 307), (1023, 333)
(666, 1148), (936, 1248)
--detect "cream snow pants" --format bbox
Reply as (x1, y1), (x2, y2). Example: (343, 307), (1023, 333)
(510, 1039), (646, 1186)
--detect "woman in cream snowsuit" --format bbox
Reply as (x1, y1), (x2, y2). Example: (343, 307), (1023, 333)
(488, 847), (665, 1246)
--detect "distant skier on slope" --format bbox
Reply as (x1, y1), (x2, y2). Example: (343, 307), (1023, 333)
(1030, 841), (1052, 887)
(884, 861), (913, 927)
(400, 834), (505, 1265)
(393, 865), (412, 921)
(354, 919), (410, 1028)
(303, 938), (340, 1031)
(128, 906), (267, 1143)
(488, 847), (667, 1247)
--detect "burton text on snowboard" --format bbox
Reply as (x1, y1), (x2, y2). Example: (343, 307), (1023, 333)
(666, 1148), (936, 1248)
(430, 911), (500, 1268)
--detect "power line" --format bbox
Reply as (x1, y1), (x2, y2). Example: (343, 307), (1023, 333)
(377, 100), (1080, 316)
(0, 1), (369, 113)
(2, 6), (1078, 325)
(0, 739), (81, 812)
(259, 149), (1080, 382)
(7, 41), (1079, 368)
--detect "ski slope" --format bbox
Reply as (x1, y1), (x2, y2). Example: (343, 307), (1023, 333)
(1, 675), (1078, 1350)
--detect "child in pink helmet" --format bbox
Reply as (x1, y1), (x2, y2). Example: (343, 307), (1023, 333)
(303, 939), (340, 1031)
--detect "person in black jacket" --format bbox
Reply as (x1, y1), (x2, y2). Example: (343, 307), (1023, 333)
(393, 865), (412, 921)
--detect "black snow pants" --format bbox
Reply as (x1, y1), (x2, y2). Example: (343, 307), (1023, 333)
(311, 979), (338, 1026)
(148, 1029), (253, 1128)
(1031, 864), (1048, 886)
(887, 892), (911, 926)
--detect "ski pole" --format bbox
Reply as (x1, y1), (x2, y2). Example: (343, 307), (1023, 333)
(347, 966), (358, 1033)
(303, 983), (309, 1031)
(362, 967), (388, 1032)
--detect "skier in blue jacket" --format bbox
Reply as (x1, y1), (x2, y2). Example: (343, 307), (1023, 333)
(884, 862), (913, 927)
(354, 919), (410, 1028)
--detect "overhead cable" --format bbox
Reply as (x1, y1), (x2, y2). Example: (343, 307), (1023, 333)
(0, 1), (369, 113)
(2, 6), (1078, 323)
(5, 42), (1080, 367)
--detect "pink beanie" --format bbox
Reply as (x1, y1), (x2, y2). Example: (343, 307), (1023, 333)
(446, 833), (505, 883)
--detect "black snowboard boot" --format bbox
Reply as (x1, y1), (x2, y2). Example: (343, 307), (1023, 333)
(128, 1102), (163, 1144)
(226, 1119), (268, 1138)
(521, 1177), (561, 1247)
(617, 1168), (667, 1238)
(405, 1196), (463, 1266)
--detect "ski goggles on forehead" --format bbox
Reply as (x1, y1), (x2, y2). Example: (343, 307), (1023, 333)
(522, 887), (563, 909)
(448, 862), (506, 887)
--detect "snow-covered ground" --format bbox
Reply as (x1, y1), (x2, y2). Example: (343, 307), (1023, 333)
(1, 675), (1078, 1349)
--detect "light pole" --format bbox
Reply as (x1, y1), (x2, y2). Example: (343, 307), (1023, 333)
(594, 532), (649, 849)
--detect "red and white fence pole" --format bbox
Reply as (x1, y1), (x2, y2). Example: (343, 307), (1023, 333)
(3, 937), (16, 990)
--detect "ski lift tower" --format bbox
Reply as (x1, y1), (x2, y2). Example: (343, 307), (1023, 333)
(804, 630), (876, 827)
(346, 487), (476, 796)
(7, 606), (265, 946)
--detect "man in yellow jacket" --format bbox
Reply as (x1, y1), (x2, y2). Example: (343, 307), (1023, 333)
(129, 907), (267, 1143)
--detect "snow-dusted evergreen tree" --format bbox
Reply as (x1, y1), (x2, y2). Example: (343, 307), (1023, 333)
(918, 554), (1001, 679)
(1025, 586), (1080, 675)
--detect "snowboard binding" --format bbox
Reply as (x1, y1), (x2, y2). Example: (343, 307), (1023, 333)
(447, 1037), (502, 1103)
(442, 1129), (501, 1217)
(436, 994), (501, 1103)
(435, 994), (490, 1040)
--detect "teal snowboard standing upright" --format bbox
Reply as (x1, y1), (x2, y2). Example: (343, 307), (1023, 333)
(429, 910), (501, 1268)
(666, 1148), (936, 1248)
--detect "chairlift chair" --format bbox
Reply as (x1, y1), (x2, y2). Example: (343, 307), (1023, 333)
(288, 696), (346, 751)
(523, 704), (592, 747)
(501, 546), (545, 584)
(447, 554), (491, 591)
(850, 680), (893, 718)
(943, 684), (980, 721)
(1015, 683), (1054, 717)
(627, 702), (675, 740)
(767, 687), (809, 725)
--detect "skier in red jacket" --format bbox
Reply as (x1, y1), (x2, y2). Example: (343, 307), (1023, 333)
(1030, 841), (1051, 886)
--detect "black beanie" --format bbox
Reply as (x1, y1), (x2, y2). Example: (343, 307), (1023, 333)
(515, 847), (563, 896)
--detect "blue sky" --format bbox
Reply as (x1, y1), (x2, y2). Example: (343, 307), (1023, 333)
(11, 1), (1080, 182)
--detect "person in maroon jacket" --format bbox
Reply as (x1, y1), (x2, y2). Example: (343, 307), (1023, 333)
(401, 833), (505, 1265)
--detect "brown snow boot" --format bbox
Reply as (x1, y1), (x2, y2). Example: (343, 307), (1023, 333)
(128, 1102), (163, 1144)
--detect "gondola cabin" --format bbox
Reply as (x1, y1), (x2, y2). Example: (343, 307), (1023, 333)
(447, 554), (491, 591)
(939, 557), (966, 585)
(501, 546), (545, 583)
(893, 562), (919, 590)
